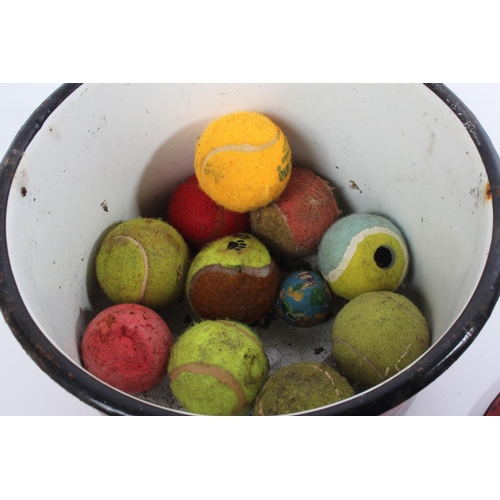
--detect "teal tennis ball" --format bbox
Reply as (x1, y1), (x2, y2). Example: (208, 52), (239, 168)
(331, 291), (430, 390)
(96, 218), (191, 310)
(167, 320), (269, 415)
(253, 362), (355, 415)
(318, 214), (409, 300)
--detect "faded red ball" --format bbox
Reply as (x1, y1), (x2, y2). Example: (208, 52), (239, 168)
(167, 174), (250, 251)
(81, 303), (173, 394)
(250, 167), (341, 259)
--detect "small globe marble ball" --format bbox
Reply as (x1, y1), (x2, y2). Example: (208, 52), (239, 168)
(276, 270), (332, 327)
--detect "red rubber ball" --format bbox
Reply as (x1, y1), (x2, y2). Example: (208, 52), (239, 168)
(167, 175), (250, 251)
(81, 303), (173, 394)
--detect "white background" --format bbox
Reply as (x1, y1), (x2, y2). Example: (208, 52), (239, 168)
(1, 83), (500, 416)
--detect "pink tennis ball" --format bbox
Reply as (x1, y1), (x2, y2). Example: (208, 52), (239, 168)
(250, 167), (341, 259)
(81, 303), (173, 394)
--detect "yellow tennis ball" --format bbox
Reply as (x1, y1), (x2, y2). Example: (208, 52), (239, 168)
(95, 218), (191, 310)
(194, 111), (292, 213)
(168, 319), (269, 416)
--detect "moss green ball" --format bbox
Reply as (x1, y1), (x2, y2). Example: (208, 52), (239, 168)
(253, 362), (355, 415)
(96, 218), (190, 310)
(332, 291), (430, 390)
(168, 320), (269, 416)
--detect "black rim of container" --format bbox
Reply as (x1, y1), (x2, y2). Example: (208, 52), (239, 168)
(1, 83), (500, 416)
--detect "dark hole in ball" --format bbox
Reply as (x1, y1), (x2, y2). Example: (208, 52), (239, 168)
(374, 246), (394, 269)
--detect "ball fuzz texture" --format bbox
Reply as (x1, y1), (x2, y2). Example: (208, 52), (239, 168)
(168, 320), (269, 415)
(194, 111), (292, 213)
(186, 233), (280, 324)
(318, 214), (409, 300)
(96, 218), (190, 310)
(250, 167), (340, 259)
(81, 303), (173, 394)
(276, 270), (332, 327)
(167, 174), (250, 251)
(253, 362), (355, 415)
(331, 291), (430, 390)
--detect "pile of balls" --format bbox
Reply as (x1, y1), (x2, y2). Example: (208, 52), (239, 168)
(81, 111), (431, 416)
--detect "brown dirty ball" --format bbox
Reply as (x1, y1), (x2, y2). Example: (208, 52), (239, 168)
(185, 233), (280, 324)
(253, 362), (355, 415)
(250, 167), (341, 259)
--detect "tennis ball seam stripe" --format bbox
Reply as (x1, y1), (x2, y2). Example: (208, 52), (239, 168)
(109, 235), (148, 303)
(323, 226), (409, 284)
(274, 202), (300, 252)
(169, 362), (245, 416)
(217, 320), (267, 356)
(333, 339), (385, 381)
(199, 129), (280, 187)
(255, 400), (264, 416)
(190, 262), (276, 281)
(310, 364), (343, 399)
(391, 343), (412, 374)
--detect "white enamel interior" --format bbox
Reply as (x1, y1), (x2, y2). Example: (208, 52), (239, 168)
(5, 83), (493, 409)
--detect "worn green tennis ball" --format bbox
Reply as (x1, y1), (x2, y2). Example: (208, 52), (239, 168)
(332, 291), (430, 390)
(318, 214), (409, 300)
(253, 362), (355, 415)
(96, 218), (191, 310)
(167, 320), (269, 415)
(185, 233), (280, 324)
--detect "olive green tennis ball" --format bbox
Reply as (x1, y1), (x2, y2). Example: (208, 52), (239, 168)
(96, 218), (190, 310)
(332, 291), (430, 390)
(253, 362), (355, 415)
(168, 320), (269, 415)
